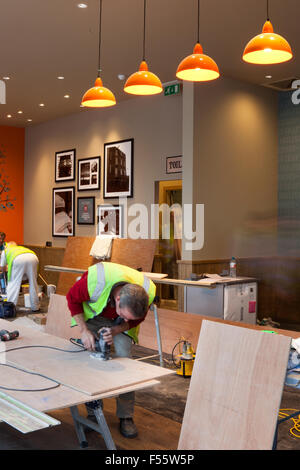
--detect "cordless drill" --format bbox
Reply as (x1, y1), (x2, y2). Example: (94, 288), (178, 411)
(0, 329), (19, 341)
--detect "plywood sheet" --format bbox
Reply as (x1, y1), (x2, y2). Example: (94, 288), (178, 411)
(56, 236), (95, 295)
(1, 361), (159, 413)
(110, 239), (157, 272)
(139, 308), (300, 355)
(45, 293), (81, 340)
(0, 319), (173, 397)
(178, 320), (291, 450)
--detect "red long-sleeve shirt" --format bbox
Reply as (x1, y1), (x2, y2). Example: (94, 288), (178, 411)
(66, 271), (145, 329)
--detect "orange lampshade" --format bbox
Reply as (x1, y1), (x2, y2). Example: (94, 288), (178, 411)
(176, 43), (220, 82)
(124, 60), (163, 95)
(243, 20), (293, 65)
(81, 77), (116, 107)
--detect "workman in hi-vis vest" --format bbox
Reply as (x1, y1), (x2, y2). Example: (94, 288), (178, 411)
(0, 242), (40, 311)
(66, 261), (156, 439)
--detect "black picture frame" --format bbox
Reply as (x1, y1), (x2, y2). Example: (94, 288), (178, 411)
(52, 187), (75, 237)
(103, 139), (133, 198)
(55, 149), (76, 182)
(77, 196), (95, 225)
(77, 156), (101, 191)
(97, 204), (123, 238)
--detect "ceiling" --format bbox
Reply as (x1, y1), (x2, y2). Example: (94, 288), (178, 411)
(1, 0), (299, 127)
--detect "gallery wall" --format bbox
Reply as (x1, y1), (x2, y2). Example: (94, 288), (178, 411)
(24, 92), (182, 247)
(0, 126), (25, 243)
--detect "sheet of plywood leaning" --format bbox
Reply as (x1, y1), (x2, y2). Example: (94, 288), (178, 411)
(0, 319), (173, 397)
(178, 320), (291, 450)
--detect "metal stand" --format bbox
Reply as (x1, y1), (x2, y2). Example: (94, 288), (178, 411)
(70, 400), (116, 450)
(135, 302), (164, 367)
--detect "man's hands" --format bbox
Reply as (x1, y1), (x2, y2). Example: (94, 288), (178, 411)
(73, 313), (131, 351)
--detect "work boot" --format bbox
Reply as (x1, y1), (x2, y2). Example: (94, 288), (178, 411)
(119, 418), (138, 438)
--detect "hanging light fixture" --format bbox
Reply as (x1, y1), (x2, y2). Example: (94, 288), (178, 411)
(81, 0), (116, 107)
(124, 0), (162, 96)
(176, 0), (219, 82)
(243, 0), (292, 65)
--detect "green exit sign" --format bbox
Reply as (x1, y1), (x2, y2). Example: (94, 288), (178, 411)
(164, 83), (181, 96)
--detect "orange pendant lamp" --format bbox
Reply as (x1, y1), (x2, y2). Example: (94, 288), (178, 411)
(124, 0), (162, 96)
(176, 0), (220, 82)
(243, 0), (293, 65)
(81, 0), (116, 108)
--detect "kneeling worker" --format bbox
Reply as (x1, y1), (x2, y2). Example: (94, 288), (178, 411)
(0, 242), (40, 311)
(66, 261), (156, 439)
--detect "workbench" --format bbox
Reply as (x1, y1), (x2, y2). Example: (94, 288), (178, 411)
(0, 318), (174, 449)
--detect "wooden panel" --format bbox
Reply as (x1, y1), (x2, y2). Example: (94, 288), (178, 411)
(110, 239), (157, 272)
(0, 319), (173, 397)
(45, 293), (81, 340)
(2, 361), (159, 413)
(178, 320), (291, 450)
(139, 308), (300, 355)
(56, 236), (95, 295)
(26, 245), (65, 287)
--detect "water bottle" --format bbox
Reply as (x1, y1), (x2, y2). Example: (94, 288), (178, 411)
(229, 257), (237, 277)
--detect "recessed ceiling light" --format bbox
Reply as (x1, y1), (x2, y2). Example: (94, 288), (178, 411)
(265, 75), (272, 79)
(64, 94), (70, 98)
(39, 103), (45, 107)
(3, 76), (10, 80)
(118, 74), (126, 81)
(78, 3), (88, 8)
(7, 114), (12, 118)
(17, 110), (23, 114)
(57, 76), (64, 80)
(27, 119), (32, 122)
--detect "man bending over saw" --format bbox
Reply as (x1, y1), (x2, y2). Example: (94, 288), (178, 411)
(66, 261), (156, 439)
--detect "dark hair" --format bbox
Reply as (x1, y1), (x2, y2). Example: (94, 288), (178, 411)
(119, 284), (149, 319)
(0, 233), (6, 238)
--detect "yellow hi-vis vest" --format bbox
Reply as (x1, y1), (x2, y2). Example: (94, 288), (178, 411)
(71, 262), (156, 344)
(5, 246), (36, 281)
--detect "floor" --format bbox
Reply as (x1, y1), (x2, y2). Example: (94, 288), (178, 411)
(0, 292), (299, 451)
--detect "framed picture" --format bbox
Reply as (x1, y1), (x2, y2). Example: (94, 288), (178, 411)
(52, 187), (75, 237)
(78, 156), (101, 191)
(97, 204), (123, 238)
(103, 138), (133, 198)
(55, 149), (76, 182)
(77, 196), (95, 225)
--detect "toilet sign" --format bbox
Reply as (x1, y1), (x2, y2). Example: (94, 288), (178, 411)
(166, 155), (182, 174)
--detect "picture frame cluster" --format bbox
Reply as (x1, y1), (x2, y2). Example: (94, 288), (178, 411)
(52, 139), (133, 238)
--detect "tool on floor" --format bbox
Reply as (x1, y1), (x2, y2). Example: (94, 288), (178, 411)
(0, 329), (19, 341)
(172, 338), (195, 378)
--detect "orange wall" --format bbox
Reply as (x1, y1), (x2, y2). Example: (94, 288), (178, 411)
(0, 126), (25, 244)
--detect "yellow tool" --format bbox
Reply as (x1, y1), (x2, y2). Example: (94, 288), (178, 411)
(172, 338), (195, 378)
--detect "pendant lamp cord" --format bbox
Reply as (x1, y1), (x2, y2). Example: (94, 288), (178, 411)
(267, 0), (269, 20)
(142, 0), (146, 61)
(97, 0), (102, 77)
(197, 0), (200, 43)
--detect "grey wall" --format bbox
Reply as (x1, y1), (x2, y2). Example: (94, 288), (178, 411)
(24, 93), (182, 246)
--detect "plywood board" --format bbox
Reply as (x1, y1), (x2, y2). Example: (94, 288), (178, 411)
(138, 308), (300, 355)
(110, 239), (157, 272)
(56, 236), (95, 295)
(178, 320), (291, 450)
(0, 361), (160, 413)
(0, 319), (174, 397)
(45, 293), (81, 340)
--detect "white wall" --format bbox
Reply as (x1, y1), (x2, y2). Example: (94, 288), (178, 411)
(24, 93), (182, 246)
